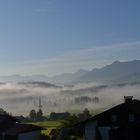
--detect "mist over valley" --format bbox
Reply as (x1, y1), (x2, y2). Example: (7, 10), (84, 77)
(0, 60), (140, 116)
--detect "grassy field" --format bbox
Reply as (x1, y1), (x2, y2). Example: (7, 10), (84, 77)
(30, 120), (84, 140)
(29, 120), (65, 135)
(31, 120), (62, 128)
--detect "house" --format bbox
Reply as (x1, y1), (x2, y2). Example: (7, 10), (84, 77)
(15, 116), (28, 122)
(50, 112), (70, 120)
(0, 114), (44, 140)
(79, 96), (140, 140)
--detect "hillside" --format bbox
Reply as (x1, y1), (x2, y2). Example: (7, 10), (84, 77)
(0, 60), (140, 85)
(73, 60), (140, 84)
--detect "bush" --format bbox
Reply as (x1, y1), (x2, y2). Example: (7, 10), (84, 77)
(37, 134), (50, 140)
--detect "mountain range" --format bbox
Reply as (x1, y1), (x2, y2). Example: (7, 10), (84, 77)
(73, 60), (140, 84)
(0, 60), (140, 85)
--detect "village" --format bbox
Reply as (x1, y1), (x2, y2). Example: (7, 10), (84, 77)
(0, 0), (139, 140)
(0, 96), (140, 140)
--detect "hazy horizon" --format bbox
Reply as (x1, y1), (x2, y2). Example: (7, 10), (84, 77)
(0, 1), (140, 76)
(0, 1), (140, 116)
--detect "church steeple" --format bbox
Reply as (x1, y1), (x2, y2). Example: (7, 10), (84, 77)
(38, 97), (42, 110)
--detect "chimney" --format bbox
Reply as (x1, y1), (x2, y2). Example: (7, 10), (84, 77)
(124, 96), (133, 103)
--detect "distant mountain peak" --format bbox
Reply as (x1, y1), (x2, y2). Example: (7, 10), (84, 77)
(131, 59), (140, 62)
(0, 60), (140, 85)
(76, 69), (88, 74)
(73, 60), (140, 84)
(112, 60), (121, 64)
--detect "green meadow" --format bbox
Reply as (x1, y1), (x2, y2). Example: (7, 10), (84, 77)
(30, 120), (65, 135)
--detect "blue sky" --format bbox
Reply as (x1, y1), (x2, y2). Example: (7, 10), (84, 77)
(0, 0), (140, 76)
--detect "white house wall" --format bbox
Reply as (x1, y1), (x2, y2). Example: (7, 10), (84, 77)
(85, 121), (97, 140)
(18, 131), (41, 140)
(85, 120), (118, 140)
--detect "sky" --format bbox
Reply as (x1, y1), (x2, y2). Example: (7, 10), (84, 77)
(0, 0), (140, 76)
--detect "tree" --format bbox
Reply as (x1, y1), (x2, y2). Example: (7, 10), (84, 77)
(37, 109), (43, 119)
(60, 114), (80, 138)
(39, 134), (50, 140)
(83, 108), (91, 118)
(29, 109), (36, 120)
(0, 108), (7, 115)
(50, 112), (55, 120)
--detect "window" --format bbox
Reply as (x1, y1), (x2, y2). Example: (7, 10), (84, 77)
(112, 115), (117, 122)
(129, 114), (135, 122)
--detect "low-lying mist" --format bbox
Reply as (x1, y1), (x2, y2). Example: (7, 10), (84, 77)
(0, 82), (140, 116)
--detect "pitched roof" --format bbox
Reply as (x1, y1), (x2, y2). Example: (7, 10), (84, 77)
(0, 114), (19, 124)
(5, 123), (45, 135)
(79, 99), (140, 124)
(0, 115), (45, 135)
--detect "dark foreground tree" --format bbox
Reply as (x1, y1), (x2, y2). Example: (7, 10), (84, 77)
(40, 134), (50, 140)
(56, 114), (83, 140)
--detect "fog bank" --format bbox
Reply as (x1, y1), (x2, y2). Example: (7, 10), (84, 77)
(0, 82), (139, 116)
